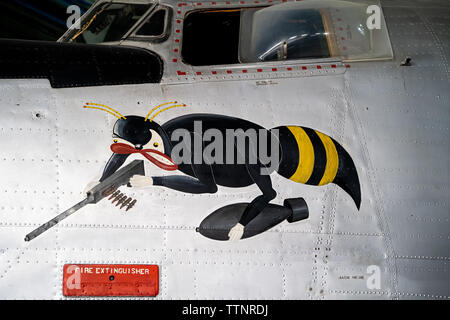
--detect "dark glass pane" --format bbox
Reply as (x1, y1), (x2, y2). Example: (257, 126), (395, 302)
(182, 10), (241, 66)
(73, 3), (150, 44)
(136, 9), (166, 36)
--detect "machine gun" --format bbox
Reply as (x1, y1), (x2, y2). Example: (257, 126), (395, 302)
(24, 160), (145, 242)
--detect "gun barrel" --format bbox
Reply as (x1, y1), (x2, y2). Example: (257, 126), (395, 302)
(24, 198), (90, 241)
(24, 160), (145, 241)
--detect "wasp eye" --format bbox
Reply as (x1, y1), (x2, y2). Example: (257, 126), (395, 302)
(153, 142), (159, 148)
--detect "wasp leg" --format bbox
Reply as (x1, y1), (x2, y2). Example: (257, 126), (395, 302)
(238, 162), (277, 226)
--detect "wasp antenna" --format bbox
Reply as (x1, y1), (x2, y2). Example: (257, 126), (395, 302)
(145, 101), (179, 121)
(83, 105), (122, 119)
(149, 104), (187, 122)
(85, 102), (126, 119)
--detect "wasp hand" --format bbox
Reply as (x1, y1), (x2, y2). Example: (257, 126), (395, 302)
(228, 223), (244, 241)
(129, 175), (153, 188)
(83, 179), (100, 194)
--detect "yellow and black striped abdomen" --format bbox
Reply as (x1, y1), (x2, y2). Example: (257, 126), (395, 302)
(274, 125), (361, 209)
(275, 126), (339, 186)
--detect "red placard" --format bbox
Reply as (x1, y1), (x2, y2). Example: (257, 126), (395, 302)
(63, 264), (159, 297)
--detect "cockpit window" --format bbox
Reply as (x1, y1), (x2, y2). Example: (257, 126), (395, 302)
(136, 9), (167, 36)
(70, 3), (152, 44)
(182, 9), (242, 66)
(240, 8), (331, 62)
(239, 0), (393, 63)
(182, 0), (392, 66)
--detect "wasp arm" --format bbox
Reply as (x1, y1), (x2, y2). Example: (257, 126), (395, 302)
(150, 161), (217, 193)
(152, 176), (218, 194)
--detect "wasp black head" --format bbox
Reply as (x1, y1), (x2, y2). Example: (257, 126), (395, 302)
(112, 116), (166, 150)
(99, 116), (176, 182)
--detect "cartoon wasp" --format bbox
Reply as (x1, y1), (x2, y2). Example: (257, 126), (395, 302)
(85, 102), (361, 241)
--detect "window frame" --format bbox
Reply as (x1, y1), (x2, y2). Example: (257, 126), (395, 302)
(58, 1), (157, 44)
(179, 6), (341, 68)
(124, 5), (173, 43)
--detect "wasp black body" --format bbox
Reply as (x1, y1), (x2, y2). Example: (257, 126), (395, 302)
(97, 110), (361, 240)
